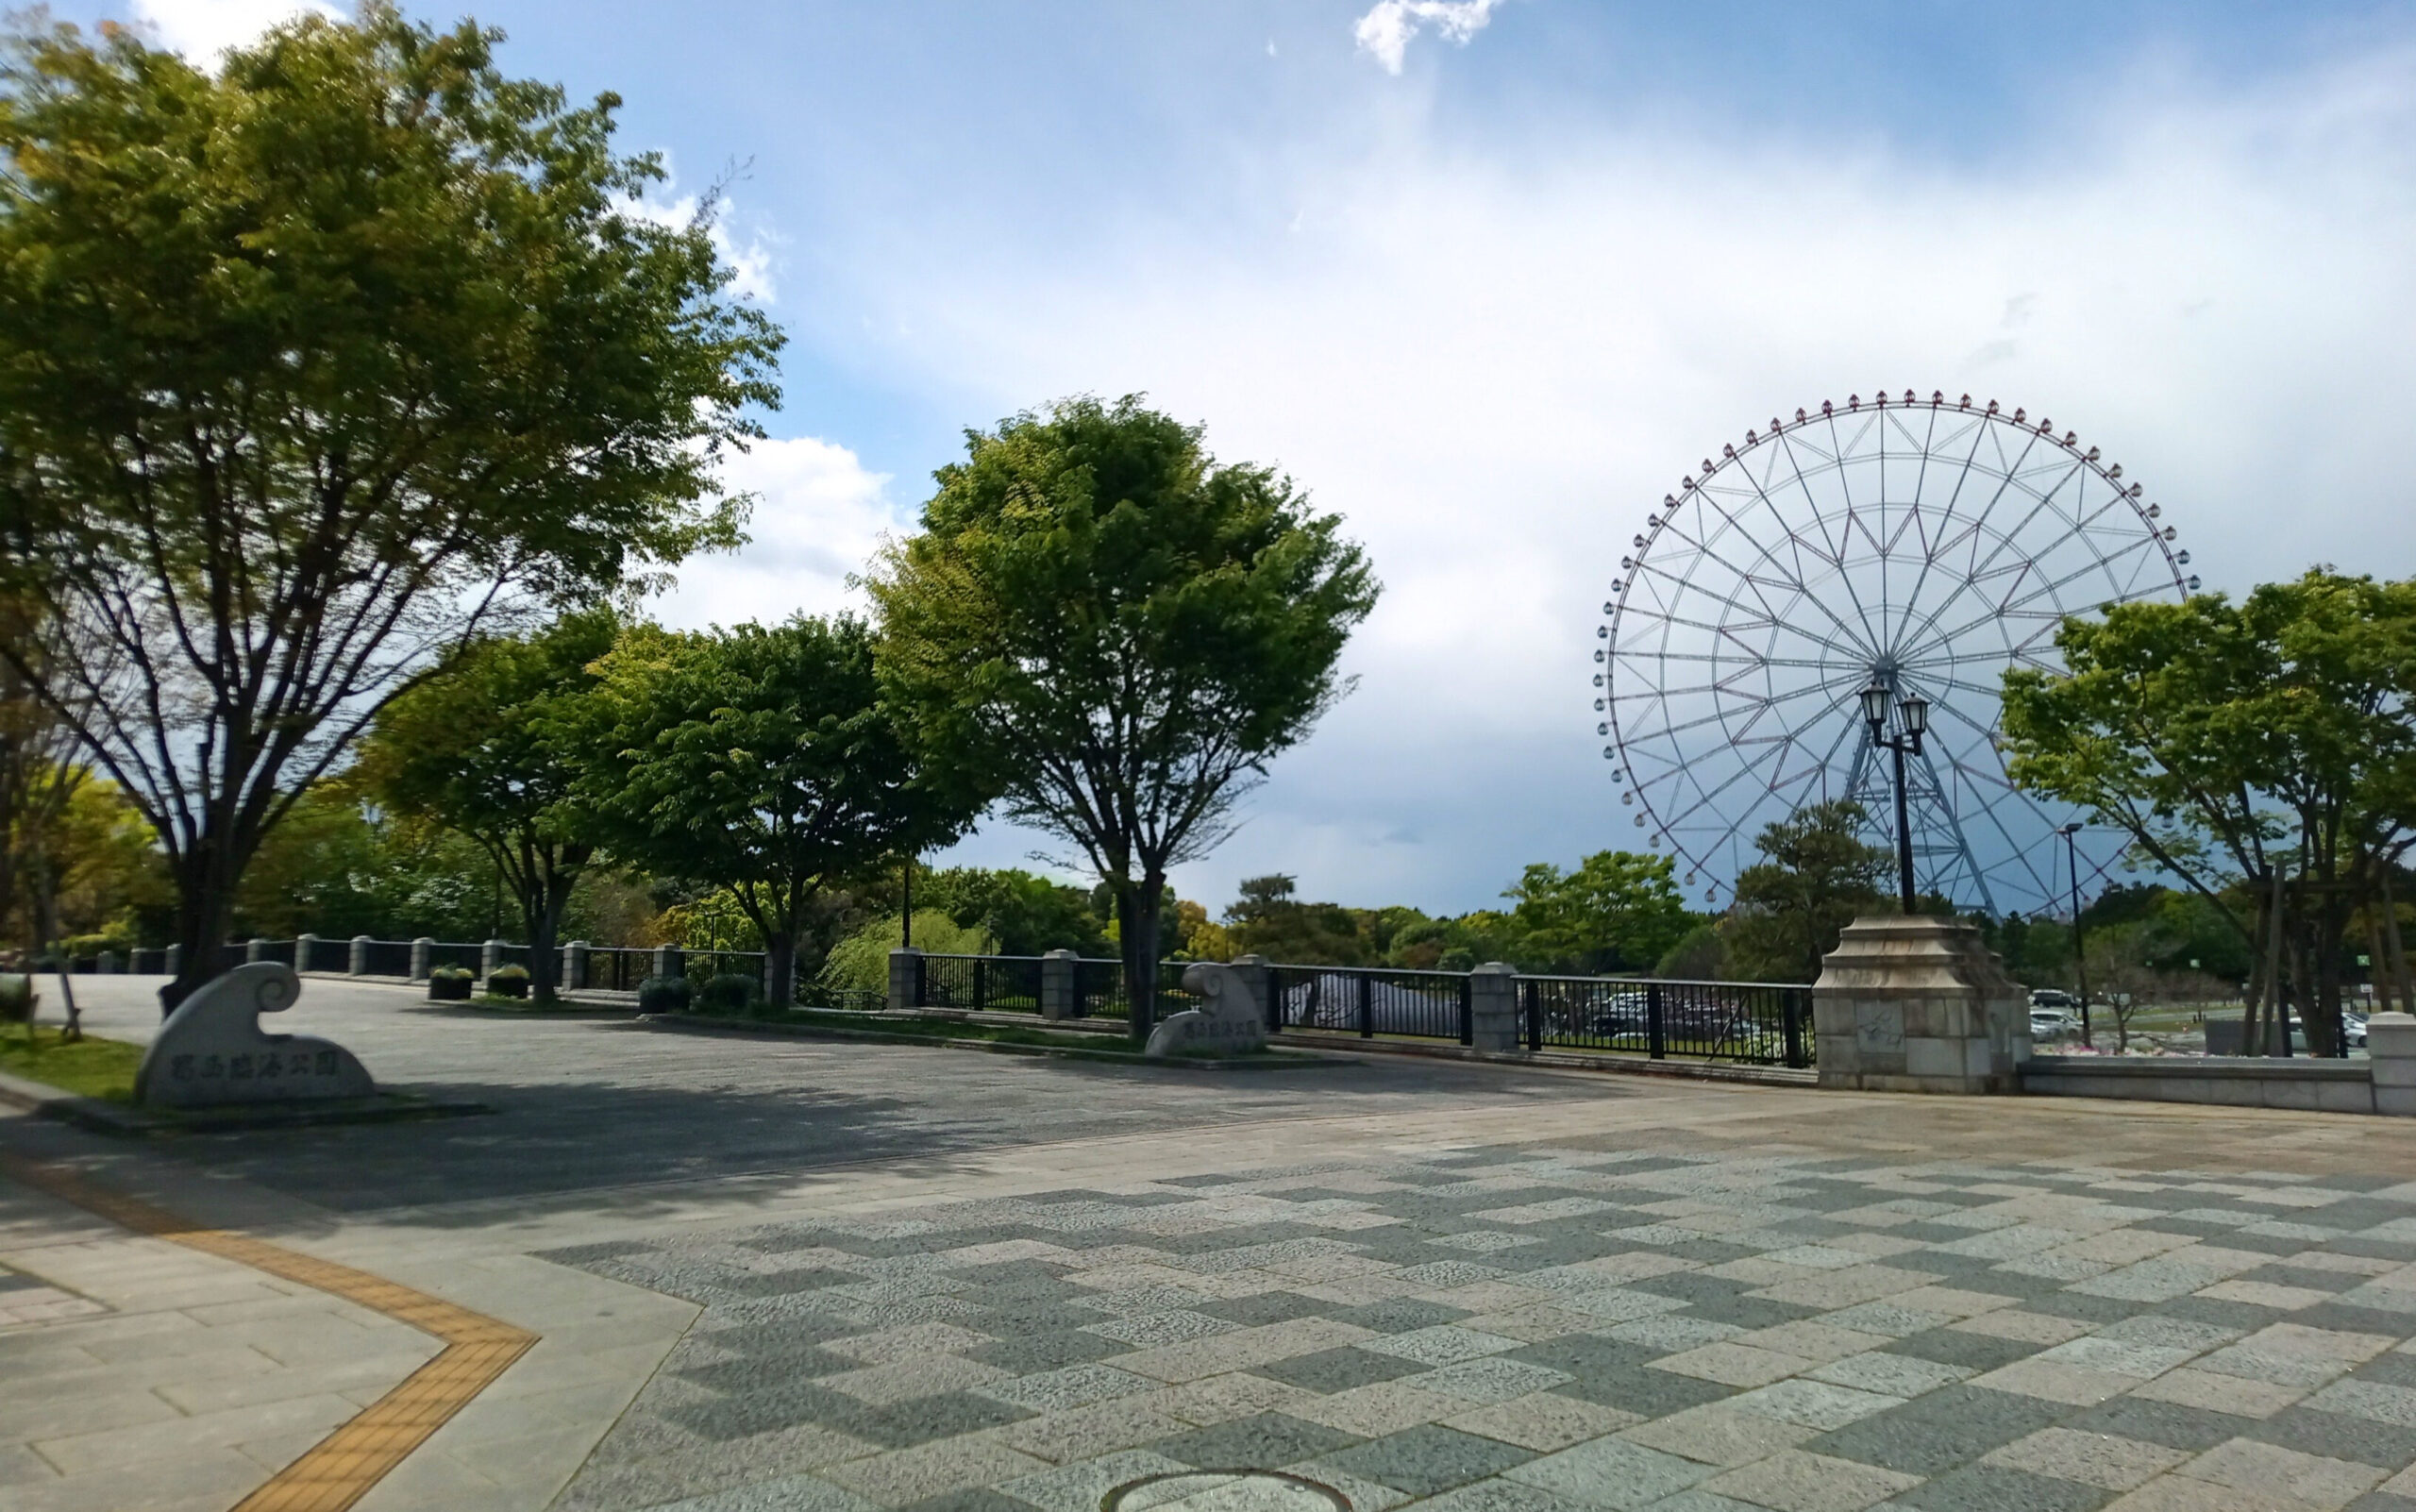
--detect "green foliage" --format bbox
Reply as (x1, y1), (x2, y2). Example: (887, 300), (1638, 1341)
(2003, 571), (2416, 1049)
(1655, 922), (1728, 980)
(1504, 850), (1694, 974)
(1226, 875), (1372, 966)
(0, 8), (780, 999)
(360, 612), (620, 1000)
(695, 972), (759, 1015)
(637, 974), (693, 1015)
(869, 395), (1379, 1035)
(819, 912), (997, 994)
(1722, 800), (1889, 983)
(234, 782), (498, 941)
(914, 867), (1109, 956)
(574, 615), (970, 1007)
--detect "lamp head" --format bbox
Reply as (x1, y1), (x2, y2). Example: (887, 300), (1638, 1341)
(1858, 680), (1890, 728)
(1899, 692), (1928, 737)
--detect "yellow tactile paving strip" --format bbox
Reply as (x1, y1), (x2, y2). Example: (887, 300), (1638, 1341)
(0, 1151), (538, 1512)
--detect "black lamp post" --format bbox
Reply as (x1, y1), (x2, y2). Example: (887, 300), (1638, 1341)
(2059, 822), (2091, 1048)
(1860, 680), (1929, 914)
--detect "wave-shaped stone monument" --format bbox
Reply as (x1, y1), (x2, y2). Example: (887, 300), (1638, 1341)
(134, 963), (375, 1107)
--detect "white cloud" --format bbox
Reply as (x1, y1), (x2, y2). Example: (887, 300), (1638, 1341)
(130, 0), (340, 59)
(621, 185), (780, 304)
(650, 437), (900, 631)
(1353, 0), (1505, 75)
(826, 43), (2416, 913)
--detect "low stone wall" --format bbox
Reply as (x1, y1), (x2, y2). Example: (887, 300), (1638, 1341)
(2022, 1054), (2385, 1115)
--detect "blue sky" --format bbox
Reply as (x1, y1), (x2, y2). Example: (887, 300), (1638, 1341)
(89, 1), (2416, 916)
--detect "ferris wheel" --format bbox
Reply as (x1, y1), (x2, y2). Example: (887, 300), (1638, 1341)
(1598, 390), (2197, 917)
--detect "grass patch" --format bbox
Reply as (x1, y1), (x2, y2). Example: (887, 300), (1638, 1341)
(0, 1026), (143, 1102)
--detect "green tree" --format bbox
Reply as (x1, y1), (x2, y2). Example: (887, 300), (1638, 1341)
(915, 866), (1111, 957)
(1504, 849), (1694, 975)
(1721, 800), (1889, 983)
(1223, 874), (1372, 966)
(577, 617), (971, 1007)
(868, 396), (1379, 1040)
(357, 613), (618, 1002)
(2003, 572), (2416, 1053)
(0, 10), (781, 1010)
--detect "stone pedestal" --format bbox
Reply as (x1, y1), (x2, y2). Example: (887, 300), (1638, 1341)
(1813, 915), (2029, 1094)
(409, 937), (432, 981)
(563, 941), (590, 992)
(1469, 963), (1520, 1051)
(888, 949), (921, 1012)
(349, 935), (372, 975)
(2372, 1012), (2416, 1117)
(1039, 949), (1078, 1019)
(1230, 954), (1274, 1032)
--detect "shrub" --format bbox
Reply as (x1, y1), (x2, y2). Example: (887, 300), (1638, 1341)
(637, 974), (694, 1015)
(696, 972), (759, 1015)
(428, 966), (475, 1001)
(0, 973), (34, 1023)
(818, 912), (997, 995)
(485, 965), (530, 1000)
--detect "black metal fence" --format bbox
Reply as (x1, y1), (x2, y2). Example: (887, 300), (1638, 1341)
(915, 953), (1045, 1012)
(1268, 966), (1475, 1043)
(1515, 975), (1808, 1067)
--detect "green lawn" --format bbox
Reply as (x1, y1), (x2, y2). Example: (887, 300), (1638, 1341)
(0, 1026), (143, 1101)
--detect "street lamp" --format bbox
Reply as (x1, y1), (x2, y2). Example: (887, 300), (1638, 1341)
(2059, 822), (2091, 1049)
(1860, 680), (1928, 913)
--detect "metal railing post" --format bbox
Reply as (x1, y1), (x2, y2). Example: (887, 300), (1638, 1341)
(1357, 973), (1374, 1038)
(1647, 983), (1667, 1060)
(1526, 980), (1543, 1051)
(1783, 988), (1808, 1069)
(1459, 974), (1474, 1046)
(972, 958), (987, 1012)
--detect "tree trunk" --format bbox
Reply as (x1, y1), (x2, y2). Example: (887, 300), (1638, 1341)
(2259, 864), (2287, 1056)
(1117, 874), (1166, 1047)
(527, 871), (574, 1006)
(2367, 896), (2394, 1016)
(160, 845), (239, 1016)
(765, 930), (798, 1011)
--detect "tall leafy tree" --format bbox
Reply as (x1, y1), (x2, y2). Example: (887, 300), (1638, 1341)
(1503, 849), (1694, 975)
(1721, 800), (1889, 983)
(869, 396), (1379, 1039)
(0, 9), (781, 1009)
(2003, 572), (2416, 1053)
(357, 612), (618, 1003)
(576, 616), (969, 1007)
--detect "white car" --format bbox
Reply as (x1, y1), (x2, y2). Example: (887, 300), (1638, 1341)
(2028, 1008), (2083, 1041)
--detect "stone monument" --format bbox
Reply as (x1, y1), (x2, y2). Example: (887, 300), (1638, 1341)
(1812, 914), (2028, 1094)
(133, 963), (375, 1108)
(1144, 961), (1268, 1058)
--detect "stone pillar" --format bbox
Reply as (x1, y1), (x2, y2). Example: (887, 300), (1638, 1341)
(1228, 954), (1275, 1032)
(1469, 962), (1520, 1052)
(651, 944), (684, 982)
(409, 937), (433, 981)
(888, 949), (922, 1013)
(1040, 949), (1078, 1019)
(481, 938), (505, 979)
(564, 941), (590, 992)
(1813, 915), (2029, 1093)
(98, 950), (122, 974)
(297, 932), (319, 973)
(245, 938), (266, 964)
(349, 935), (372, 975)
(164, 943), (182, 978)
(2371, 1012), (2416, 1117)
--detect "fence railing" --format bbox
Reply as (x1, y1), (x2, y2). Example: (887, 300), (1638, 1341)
(887, 949), (1811, 1069)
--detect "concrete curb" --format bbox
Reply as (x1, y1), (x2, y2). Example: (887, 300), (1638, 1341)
(0, 1062), (491, 1135)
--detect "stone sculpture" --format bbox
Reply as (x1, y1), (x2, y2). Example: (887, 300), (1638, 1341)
(133, 963), (375, 1108)
(1144, 961), (1269, 1059)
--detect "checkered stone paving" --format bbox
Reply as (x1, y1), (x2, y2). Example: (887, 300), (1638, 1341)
(545, 1145), (2416, 1512)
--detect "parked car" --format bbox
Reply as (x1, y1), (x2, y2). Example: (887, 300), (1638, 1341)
(2029, 988), (2077, 1011)
(1591, 991), (1653, 1034)
(2028, 1007), (2082, 1041)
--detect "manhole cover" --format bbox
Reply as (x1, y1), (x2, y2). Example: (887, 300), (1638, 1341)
(1102, 1470), (1351, 1512)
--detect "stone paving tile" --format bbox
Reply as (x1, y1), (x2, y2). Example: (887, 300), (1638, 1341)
(519, 1146), (2416, 1512)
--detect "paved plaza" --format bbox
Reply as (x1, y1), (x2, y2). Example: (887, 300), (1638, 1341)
(7, 978), (2416, 1512)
